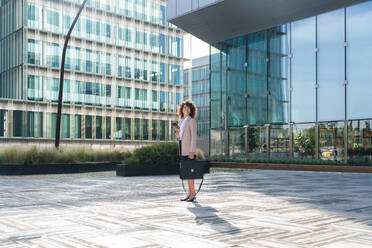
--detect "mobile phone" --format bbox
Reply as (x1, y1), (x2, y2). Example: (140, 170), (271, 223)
(172, 122), (179, 128)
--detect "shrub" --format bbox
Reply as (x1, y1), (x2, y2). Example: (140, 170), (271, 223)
(0, 146), (131, 165)
(123, 142), (179, 165)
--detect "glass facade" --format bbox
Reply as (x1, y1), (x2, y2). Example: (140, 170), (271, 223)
(210, 1), (372, 164)
(0, 0), (184, 145)
(184, 56), (210, 156)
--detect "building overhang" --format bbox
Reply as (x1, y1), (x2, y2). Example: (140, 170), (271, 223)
(168, 0), (369, 44)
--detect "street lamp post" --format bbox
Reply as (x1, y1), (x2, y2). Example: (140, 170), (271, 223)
(55, 0), (88, 149)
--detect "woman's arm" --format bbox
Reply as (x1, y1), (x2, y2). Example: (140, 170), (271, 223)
(189, 119), (197, 159)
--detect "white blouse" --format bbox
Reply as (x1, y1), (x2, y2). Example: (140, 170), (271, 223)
(178, 116), (190, 140)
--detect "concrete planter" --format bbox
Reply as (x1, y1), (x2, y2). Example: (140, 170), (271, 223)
(0, 162), (117, 175)
(210, 162), (372, 173)
(116, 163), (179, 177)
(116, 162), (211, 177)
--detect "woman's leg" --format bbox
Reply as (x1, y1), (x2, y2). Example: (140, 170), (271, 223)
(188, 179), (195, 197)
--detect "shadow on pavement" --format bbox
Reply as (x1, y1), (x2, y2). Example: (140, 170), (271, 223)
(187, 202), (241, 234)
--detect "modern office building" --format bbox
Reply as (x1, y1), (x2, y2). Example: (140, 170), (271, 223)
(0, 0), (185, 149)
(184, 55), (209, 156)
(168, 0), (372, 164)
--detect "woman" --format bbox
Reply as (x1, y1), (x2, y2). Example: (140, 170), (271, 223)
(174, 100), (198, 202)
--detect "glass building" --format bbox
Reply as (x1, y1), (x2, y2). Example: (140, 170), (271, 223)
(0, 0), (185, 148)
(184, 55), (210, 156)
(168, 0), (372, 164)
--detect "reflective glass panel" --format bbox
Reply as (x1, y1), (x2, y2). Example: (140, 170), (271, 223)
(229, 128), (245, 157)
(291, 17), (316, 123)
(319, 122), (344, 161)
(226, 36), (247, 127)
(293, 123), (316, 159)
(210, 45), (222, 129)
(268, 25), (290, 124)
(346, 2), (372, 119)
(317, 9), (345, 121)
(348, 120), (372, 164)
(270, 125), (290, 158)
(210, 129), (225, 157)
(247, 31), (267, 125)
(247, 126), (267, 158)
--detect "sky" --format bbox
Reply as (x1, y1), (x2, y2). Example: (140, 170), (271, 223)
(183, 34), (210, 69)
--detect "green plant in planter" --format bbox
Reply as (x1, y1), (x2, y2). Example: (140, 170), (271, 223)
(0, 146), (132, 165)
(294, 130), (315, 158)
(123, 142), (179, 165)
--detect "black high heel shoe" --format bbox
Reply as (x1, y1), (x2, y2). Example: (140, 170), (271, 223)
(180, 196), (190, 201)
(186, 196), (196, 202)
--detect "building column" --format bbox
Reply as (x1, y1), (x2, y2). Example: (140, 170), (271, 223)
(102, 114), (106, 140)
(224, 111), (229, 157)
(168, 119), (171, 141)
(111, 112), (116, 141)
(70, 106), (75, 139)
(43, 110), (47, 138)
(131, 117), (134, 140)
(344, 120), (348, 164)
(7, 110), (13, 137)
(289, 123), (294, 158)
(315, 123), (319, 160)
(245, 125), (249, 154)
(266, 124), (270, 158)
(82, 115), (86, 139)
(149, 118), (153, 141)
(22, 110), (27, 138)
(43, 77), (47, 102)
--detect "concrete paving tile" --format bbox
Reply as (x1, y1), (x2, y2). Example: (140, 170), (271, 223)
(1, 170), (372, 247)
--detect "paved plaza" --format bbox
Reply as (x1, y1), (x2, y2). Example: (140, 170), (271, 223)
(1, 169), (372, 247)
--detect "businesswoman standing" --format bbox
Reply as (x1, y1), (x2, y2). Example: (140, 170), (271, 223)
(174, 100), (198, 202)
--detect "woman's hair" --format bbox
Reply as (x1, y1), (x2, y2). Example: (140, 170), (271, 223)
(177, 100), (197, 119)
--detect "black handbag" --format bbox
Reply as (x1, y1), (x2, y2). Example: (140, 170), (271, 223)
(179, 159), (207, 179)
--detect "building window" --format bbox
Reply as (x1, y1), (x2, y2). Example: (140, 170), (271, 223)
(125, 118), (131, 140)
(151, 91), (158, 111)
(115, 117), (123, 140)
(75, 115), (82, 139)
(27, 75), (43, 101)
(106, 117), (111, 139)
(28, 39), (42, 65)
(125, 56), (132, 78)
(46, 9), (60, 33)
(134, 118), (141, 140)
(142, 119), (149, 140)
(0, 110), (5, 137)
(96, 116), (102, 139)
(85, 115), (92, 139)
(25, 111), (43, 138)
(61, 114), (70, 139)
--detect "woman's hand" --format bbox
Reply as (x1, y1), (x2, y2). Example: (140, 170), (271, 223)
(173, 126), (180, 138)
(188, 152), (194, 160)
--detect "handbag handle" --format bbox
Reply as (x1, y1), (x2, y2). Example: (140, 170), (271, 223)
(181, 178), (204, 197)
